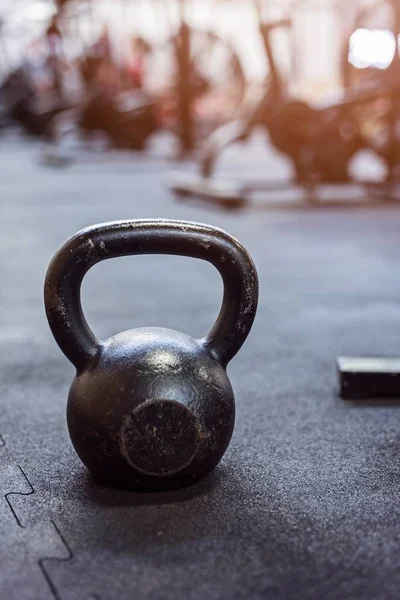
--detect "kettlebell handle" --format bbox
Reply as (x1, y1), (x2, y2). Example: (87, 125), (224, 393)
(44, 220), (258, 371)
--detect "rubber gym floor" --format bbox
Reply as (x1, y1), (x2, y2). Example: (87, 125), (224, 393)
(1, 134), (400, 600)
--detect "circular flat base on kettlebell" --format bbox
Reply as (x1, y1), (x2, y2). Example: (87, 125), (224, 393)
(120, 400), (202, 478)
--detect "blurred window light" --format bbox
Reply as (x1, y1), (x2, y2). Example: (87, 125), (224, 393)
(348, 28), (396, 69)
(24, 1), (56, 22)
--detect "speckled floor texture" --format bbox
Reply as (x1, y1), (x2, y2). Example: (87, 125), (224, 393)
(0, 134), (400, 600)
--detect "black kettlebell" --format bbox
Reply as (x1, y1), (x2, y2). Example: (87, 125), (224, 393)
(44, 220), (258, 491)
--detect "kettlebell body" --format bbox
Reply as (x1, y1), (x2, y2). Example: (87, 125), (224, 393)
(45, 220), (258, 491)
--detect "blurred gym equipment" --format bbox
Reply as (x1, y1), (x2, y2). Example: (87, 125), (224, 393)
(0, 0), (245, 157)
(170, 0), (400, 208)
(340, 0), (400, 180)
(129, 0), (246, 155)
